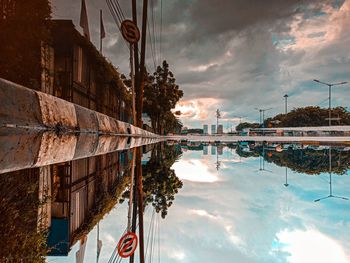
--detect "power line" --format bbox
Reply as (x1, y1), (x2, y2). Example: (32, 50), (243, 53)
(159, 0), (163, 65)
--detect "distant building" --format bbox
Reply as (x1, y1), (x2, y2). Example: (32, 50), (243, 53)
(211, 124), (216, 134)
(203, 124), (208, 134)
(217, 124), (223, 134)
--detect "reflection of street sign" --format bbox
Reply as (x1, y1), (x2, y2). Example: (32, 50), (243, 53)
(121, 20), (140, 44)
(117, 232), (138, 258)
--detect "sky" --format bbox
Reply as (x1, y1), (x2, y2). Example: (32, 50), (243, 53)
(51, 0), (350, 129)
(47, 146), (350, 263)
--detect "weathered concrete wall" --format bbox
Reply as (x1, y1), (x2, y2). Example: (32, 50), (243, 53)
(0, 78), (161, 173)
(0, 78), (157, 137)
(0, 127), (163, 174)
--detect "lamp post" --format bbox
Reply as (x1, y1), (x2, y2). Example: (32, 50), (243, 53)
(313, 80), (347, 126)
(255, 108), (272, 135)
(283, 94), (288, 114)
(254, 108), (262, 126)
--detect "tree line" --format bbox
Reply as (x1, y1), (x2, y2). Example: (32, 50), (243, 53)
(236, 106), (350, 131)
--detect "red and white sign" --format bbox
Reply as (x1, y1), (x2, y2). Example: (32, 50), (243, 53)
(121, 20), (140, 44)
(117, 232), (138, 258)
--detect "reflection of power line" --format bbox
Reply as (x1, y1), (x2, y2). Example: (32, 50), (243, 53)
(314, 148), (348, 202)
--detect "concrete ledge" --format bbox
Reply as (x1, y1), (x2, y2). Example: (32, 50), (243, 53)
(37, 92), (77, 129)
(74, 104), (99, 132)
(0, 78), (42, 127)
(0, 128), (43, 173)
(35, 132), (78, 166)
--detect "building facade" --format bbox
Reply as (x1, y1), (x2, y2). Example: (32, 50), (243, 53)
(211, 124), (216, 134)
(203, 124), (208, 134)
(1, 19), (136, 256)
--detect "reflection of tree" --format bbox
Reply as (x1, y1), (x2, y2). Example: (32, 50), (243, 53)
(237, 146), (350, 175)
(142, 144), (183, 218)
(0, 170), (47, 262)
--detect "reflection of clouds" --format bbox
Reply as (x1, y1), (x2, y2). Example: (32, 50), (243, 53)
(169, 250), (186, 261)
(104, 234), (117, 249)
(172, 159), (219, 182)
(190, 209), (218, 220)
(48, 146), (350, 263)
(274, 228), (350, 263)
(168, 147), (350, 262)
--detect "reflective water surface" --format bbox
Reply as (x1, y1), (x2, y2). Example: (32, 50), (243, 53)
(1, 141), (350, 263)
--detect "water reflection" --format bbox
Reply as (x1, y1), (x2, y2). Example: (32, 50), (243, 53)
(170, 142), (350, 263)
(1, 141), (350, 262)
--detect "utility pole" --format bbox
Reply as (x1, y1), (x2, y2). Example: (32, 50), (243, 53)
(283, 94), (288, 114)
(130, 2), (139, 263)
(313, 79), (347, 126)
(130, 1), (148, 263)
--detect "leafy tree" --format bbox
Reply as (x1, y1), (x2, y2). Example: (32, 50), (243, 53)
(143, 60), (183, 134)
(267, 106), (350, 127)
(235, 122), (260, 131)
(0, 0), (52, 89)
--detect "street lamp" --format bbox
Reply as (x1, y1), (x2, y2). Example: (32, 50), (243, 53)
(255, 108), (272, 128)
(283, 94), (289, 114)
(313, 79), (347, 126)
(254, 108), (263, 125)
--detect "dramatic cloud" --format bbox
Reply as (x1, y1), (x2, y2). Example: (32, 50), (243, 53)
(52, 0), (350, 129)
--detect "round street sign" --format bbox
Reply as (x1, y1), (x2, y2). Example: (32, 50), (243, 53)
(117, 232), (138, 258)
(121, 20), (140, 44)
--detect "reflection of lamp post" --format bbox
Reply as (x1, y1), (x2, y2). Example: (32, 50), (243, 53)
(313, 79), (347, 126)
(284, 167), (289, 187)
(283, 94), (288, 114)
(256, 145), (272, 173)
(314, 147), (348, 202)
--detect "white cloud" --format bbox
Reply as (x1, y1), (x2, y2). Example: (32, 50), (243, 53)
(275, 228), (350, 263)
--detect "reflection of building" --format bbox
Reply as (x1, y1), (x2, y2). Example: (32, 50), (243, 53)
(203, 145), (208, 155)
(211, 125), (216, 134)
(47, 151), (132, 256)
(203, 124), (208, 134)
(211, 145), (217, 155)
(217, 125), (223, 134)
